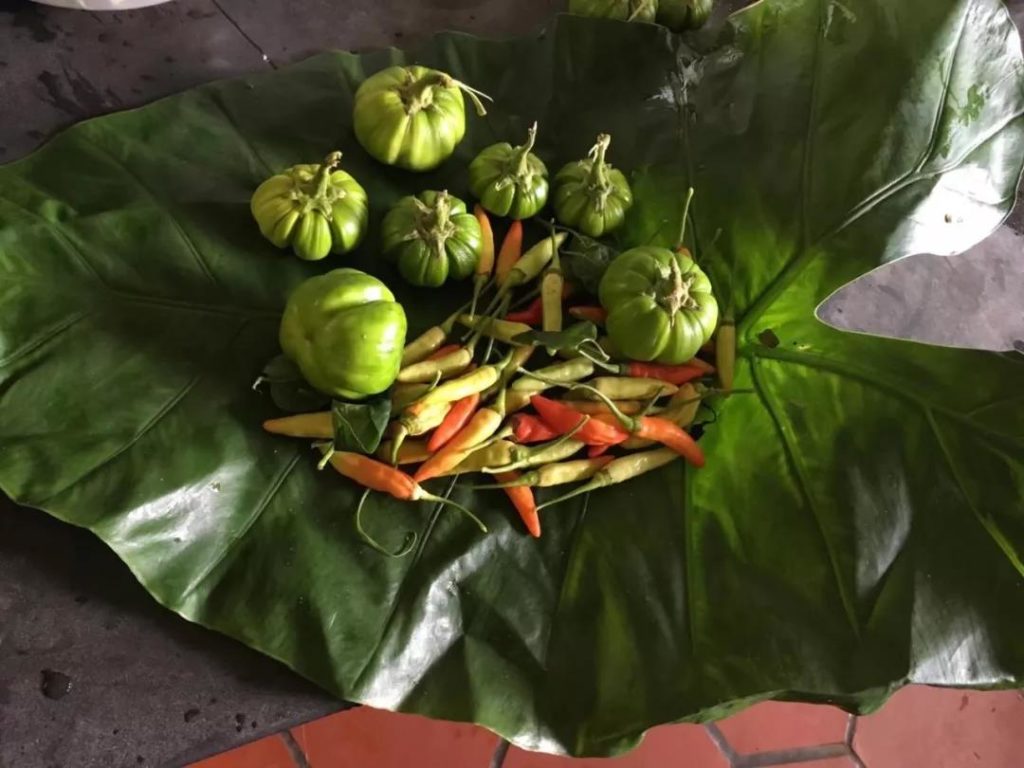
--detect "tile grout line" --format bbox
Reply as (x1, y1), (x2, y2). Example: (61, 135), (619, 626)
(845, 715), (868, 768)
(489, 739), (511, 768)
(704, 724), (741, 767)
(279, 730), (312, 768)
(736, 743), (850, 768)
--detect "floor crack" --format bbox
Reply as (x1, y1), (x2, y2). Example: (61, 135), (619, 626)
(210, 0), (278, 69)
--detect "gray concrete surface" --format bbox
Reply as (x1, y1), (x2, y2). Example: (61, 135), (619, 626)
(0, 0), (1022, 766)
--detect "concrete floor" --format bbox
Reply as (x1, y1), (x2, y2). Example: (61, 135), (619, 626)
(0, 1), (1022, 766)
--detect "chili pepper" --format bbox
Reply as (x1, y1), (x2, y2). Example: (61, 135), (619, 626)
(505, 232), (567, 291)
(480, 456), (614, 489)
(391, 381), (433, 412)
(436, 440), (516, 476)
(458, 314), (534, 344)
(504, 390), (534, 414)
(574, 376), (677, 401)
(427, 392), (481, 452)
(686, 357), (716, 375)
(375, 439), (432, 465)
(568, 305), (607, 324)
(263, 411), (332, 439)
(587, 443), (611, 458)
(593, 412), (704, 467)
(482, 436), (583, 473)
(483, 345), (535, 400)
(427, 343), (462, 361)
(717, 317), (736, 391)
(609, 362), (707, 386)
(397, 346), (473, 384)
(505, 296), (544, 325)
(540, 230), (564, 334)
(621, 383), (702, 450)
(405, 353), (508, 415)
(400, 305), (467, 368)
(388, 401), (451, 464)
(535, 448), (680, 511)
(566, 399), (659, 417)
(414, 392), (509, 482)
(510, 413), (561, 444)
(494, 219), (523, 286)
(326, 450), (487, 530)
(493, 471), (540, 537)
(530, 395), (628, 447)
(470, 205), (495, 317)
(510, 358), (594, 393)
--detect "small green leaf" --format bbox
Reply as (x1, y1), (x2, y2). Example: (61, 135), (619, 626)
(256, 355), (330, 413)
(512, 321), (605, 357)
(331, 398), (391, 454)
(562, 235), (619, 296)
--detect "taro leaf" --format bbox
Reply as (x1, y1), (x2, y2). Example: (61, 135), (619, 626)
(257, 354), (331, 413)
(512, 321), (603, 355)
(561, 234), (620, 295)
(1, 3), (1024, 759)
(331, 398), (391, 455)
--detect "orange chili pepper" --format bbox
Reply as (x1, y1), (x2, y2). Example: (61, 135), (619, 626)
(427, 392), (481, 452)
(494, 471), (540, 538)
(494, 220), (523, 285)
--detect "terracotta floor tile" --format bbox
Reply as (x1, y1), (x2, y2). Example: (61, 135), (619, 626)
(760, 759), (852, 768)
(503, 723), (729, 768)
(854, 685), (1024, 768)
(289, 705), (499, 768)
(716, 701), (850, 754)
(188, 734), (296, 768)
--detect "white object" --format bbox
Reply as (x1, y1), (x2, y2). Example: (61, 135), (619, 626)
(31, 0), (173, 9)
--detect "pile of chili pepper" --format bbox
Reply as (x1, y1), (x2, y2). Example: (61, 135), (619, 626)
(263, 207), (733, 551)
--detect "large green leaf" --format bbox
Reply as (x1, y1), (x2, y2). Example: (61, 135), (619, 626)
(1, 1), (1023, 757)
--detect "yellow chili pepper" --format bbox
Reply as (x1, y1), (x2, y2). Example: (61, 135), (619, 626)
(436, 440), (516, 477)
(457, 314), (533, 344)
(388, 401), (451, 464)
(510, 358), (594, 392)
(483, 345), (534, 400)
(397, 347), (473, 384)
(572, 376), (677, 401)
(540, 231), (564, 335)
(481, 456), (614, 489)
(503, 232), (567, 291)
(391, 382), (433, 412)
(375, 439), (432, 465)
(263, 411), (333, 439)
(405, 357), (505, 415)
(535, 448), (680, 511)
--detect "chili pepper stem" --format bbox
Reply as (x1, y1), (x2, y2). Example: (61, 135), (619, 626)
(416, 490), (488, 532)
(355, 489), (417, 557)
(535, 475), (610, 512)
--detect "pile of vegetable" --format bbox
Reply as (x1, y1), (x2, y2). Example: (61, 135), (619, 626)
(253, 64), (729, 552)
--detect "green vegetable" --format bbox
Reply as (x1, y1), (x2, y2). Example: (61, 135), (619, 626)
(279, 269), (407, 399)
(468, 122), (549, 220)
(250, 152), (368, 261)
(568, 0), (658, 22)
(657, 0), (712, 30)
(353, 65), (489, 171)
(2, 5), (1024, 759)
(553, 134), (633, 238)
(381, 191), (482, 287)
(599, 246), (718, 364)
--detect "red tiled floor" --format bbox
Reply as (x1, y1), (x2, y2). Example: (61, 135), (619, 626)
(503, 723), (728, 768)
(854, 685), (1024, 768)
(188, 734), (296, 768)
(289, 705), (499, 768)
(716, 701), (850, 754)
(759, 759), (853, 768)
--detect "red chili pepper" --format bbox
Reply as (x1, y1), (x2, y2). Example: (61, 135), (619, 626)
(510, 413), (560, 444)
(427, 392), (481, 452)
(587, 443), (611, 458)
(505, 296), (544, 325)
(530, 395), (628, 447)
(623, 362), (706, 386)
(568, 305), (607, 324)
(494, 471), (540, 538)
